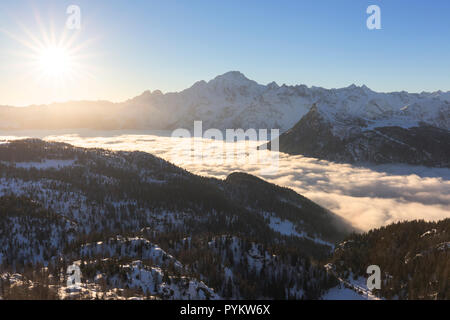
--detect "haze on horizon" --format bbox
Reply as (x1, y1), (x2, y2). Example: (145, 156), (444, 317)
(1, 0), (450, 106)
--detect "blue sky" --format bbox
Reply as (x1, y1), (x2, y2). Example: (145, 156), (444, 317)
(0, 0), (449, 105)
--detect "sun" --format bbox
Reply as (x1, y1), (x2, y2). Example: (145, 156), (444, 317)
(37, 46), (73, 79)
(1, 13), (95, 89)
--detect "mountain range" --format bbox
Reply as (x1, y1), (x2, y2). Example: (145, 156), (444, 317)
(1, 71), (449, 132)
(1, 71), (449, 166)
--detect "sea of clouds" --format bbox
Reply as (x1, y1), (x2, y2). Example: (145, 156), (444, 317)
(1, 130), (449, 231)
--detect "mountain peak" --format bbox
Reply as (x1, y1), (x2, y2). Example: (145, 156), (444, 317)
(128, 89), (164, 104)
(267, 81), (279, 90)
(211, 71), (252, 84)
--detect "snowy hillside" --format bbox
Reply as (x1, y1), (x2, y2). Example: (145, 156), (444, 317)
(0, 140), (447, 300)
(327, 219), (450, 300)
(0, 139), (350, 300)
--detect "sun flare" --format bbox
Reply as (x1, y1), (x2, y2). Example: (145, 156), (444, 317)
(1, 13), (94, 90)
(37, 46), (73, 79)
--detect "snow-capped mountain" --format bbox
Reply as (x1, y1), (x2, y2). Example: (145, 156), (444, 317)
(1, 71), (449, 133)
(1, 72), (449, 165)
(119, 71), (450, 132)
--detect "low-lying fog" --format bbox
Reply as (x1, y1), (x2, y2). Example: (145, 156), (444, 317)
(1, 130), (449, 231)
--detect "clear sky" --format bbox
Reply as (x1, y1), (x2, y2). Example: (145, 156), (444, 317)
(0, 0), (449, 106)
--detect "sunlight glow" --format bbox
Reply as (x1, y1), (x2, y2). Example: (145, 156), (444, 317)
(37, 46), (73, 79)
(1, 11), (95, 94)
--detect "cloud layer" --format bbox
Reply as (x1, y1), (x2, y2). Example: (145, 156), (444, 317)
(1, 130), (449, 231)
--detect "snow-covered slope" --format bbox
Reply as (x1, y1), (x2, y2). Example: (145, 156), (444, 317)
(326, 219), (450, 300)
(267, 103), (450, 167)
(0, 139), (351, 300)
